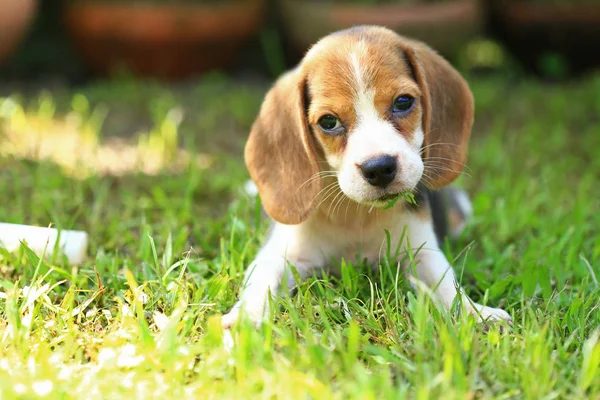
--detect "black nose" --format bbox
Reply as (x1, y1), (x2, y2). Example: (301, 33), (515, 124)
(360, 155), (397, 188)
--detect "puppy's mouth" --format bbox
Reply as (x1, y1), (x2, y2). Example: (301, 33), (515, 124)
(354, 191), (406, 207)
(357, 189), (418, 209)
(338, 180), (419, 207)
(378, 193), (399, 202)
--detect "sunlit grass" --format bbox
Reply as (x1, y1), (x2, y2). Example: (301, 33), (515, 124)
(0, 73), (599, 399)
(0, 93), (214, 177)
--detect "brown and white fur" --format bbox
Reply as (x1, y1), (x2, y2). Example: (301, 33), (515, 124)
(222, 26), (511, 328)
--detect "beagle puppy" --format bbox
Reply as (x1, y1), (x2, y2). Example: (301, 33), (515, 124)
(222, 26), (511, 328)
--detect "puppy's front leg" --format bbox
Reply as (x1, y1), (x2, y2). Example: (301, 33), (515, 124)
(222, 224), (318, 328)
(403, 214), (511, 324)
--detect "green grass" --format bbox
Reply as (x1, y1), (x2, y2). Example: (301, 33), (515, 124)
(0, 72), (599, 399)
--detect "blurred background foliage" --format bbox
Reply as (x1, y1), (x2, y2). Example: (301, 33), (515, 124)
(1, 0), (599, 86)
(1, 0), (598, 177)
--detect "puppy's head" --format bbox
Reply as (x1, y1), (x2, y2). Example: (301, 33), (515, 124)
(246, 26), (474, 225)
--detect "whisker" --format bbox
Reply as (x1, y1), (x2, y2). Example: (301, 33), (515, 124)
(419, 173), (436, 188)
(334, 194), (350, 218)
(316, 190), (339, 215)
(424, 163), (471, 178)
(411, 185), (424, 197)
(312, 180), (338, 199)
(423, 161), (466, 172)
(296, 171), (337, 191)
(314, 182), (341, 209)
(327, 190), (346, 219)
(311, 183), (339, 210)
(331, 193), (344, 217)
(323, 183), (343, 210)
(423, 156), (472, 172)
(344, 195), (352, 221)
(418, 141), (461, 156)
(421, 170), (470, 185)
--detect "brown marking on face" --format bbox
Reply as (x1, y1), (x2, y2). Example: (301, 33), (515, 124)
(359, 45), (423, 144)
(305, 49), (357, 159)
(302, 31), (424, 165)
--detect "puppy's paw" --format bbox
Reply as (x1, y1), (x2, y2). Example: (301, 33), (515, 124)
(221, 309), (240, 329)
(221, 302), (265, 329)
(468, 303), (512, 329)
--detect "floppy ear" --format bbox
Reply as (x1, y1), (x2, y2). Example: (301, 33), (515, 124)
(245, 69), (322, 225)
(402, 40), (474, 189)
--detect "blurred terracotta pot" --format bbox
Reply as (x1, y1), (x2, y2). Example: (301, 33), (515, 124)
(487, 0), (600, 75)
(278, 0), (482, 59)
(64, 0), (265, 79)
(0, 0), (37, 64)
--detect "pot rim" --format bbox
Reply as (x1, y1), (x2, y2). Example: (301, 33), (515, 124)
(498, 1), (600, 24)
(279, 0), (481, 26)
(64, 0), (265, 41)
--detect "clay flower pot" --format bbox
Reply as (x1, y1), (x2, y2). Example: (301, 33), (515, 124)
(278, 0), (482, 58)
(63, 0), (265, 79)
(0, 0), (38, 64)
(487, 0), (600, 75)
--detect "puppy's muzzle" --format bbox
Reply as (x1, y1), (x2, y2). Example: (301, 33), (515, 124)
(359, 155), (397, 188)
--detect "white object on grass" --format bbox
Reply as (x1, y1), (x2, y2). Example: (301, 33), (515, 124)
(0, 223), (88, 265)
(242, 179), (259, 197)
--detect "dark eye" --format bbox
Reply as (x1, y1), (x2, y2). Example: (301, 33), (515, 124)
(317, 114), (343, 134)
(393, 95), (414, 114)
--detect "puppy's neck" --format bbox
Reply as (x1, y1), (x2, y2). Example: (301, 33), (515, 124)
(313, 190), (406, 231)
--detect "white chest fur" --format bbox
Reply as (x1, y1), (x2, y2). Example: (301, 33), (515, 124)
(266, 206), (429, 275)
(223, 203), (511, 328)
